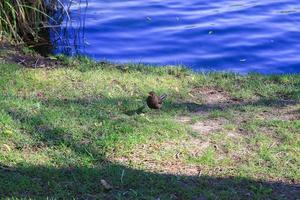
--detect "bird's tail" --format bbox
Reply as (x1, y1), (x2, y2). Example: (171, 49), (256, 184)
(160, 94), (167, 101)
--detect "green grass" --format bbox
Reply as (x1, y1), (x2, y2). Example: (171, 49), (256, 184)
(0, 56), (299, 199)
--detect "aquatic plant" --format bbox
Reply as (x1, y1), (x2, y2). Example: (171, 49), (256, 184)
(0, 0), (68, 43)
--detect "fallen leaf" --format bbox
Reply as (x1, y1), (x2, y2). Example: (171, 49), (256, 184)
(36, 92), (44, 97)
(3, 130), (13, 136)
(144, 116), (153, 123)
(188, 93), (195, 98)
(101, 179), (113, 190)
(48, 56), (57, 60)
(3, 144), (11, 152)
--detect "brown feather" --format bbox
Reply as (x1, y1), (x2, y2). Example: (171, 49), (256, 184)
(146, 91), (166, 109)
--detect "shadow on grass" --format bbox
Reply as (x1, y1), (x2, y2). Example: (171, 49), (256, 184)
(38, 96), (299, 116)
(1, 162), (299, 199)
(169, 98), (300, 114)
(2, 96), (299, 199)
(6, 107), (106, 161)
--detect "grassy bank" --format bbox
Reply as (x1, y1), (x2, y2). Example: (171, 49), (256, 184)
(0, 47), (299, 199)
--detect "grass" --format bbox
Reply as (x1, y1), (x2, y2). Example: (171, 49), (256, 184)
(0, 51), (299, 199)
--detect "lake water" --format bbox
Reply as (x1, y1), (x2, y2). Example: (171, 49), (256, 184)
(53, 0), (300, 74)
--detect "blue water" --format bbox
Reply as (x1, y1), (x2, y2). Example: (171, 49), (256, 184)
(53, 0), (300, 74)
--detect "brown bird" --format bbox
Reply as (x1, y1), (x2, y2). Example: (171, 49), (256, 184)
(146, 91), (167, 109)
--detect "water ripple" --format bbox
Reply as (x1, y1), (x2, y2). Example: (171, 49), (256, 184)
(54, 0), (300, 74)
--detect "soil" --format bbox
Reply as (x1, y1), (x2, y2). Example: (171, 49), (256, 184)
(0, 41), (63, 68)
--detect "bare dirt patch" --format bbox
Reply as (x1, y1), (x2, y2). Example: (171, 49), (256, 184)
(112, 138), (211, 176)
(177, 88), (236, 135)
(257, 105), (299, 121)
(190, 87), (246, 113)
(190, 118), (228, 135)
(177, 88), (250, 122)
(0, 42), (63, 68)
(195, 88), (232, 105)
(178, 88), (299, 137)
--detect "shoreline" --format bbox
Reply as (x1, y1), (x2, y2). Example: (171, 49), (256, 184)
(2, 42), (300, 76)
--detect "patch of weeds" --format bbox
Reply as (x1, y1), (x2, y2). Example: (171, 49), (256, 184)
(250, 184), (273, 199)
(222, 123), (237, 132)
(208, 109), (232, 119)
(188, 147), (216, 166)
(190, 115), (206, 123)
(21, 46), (36, 55)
